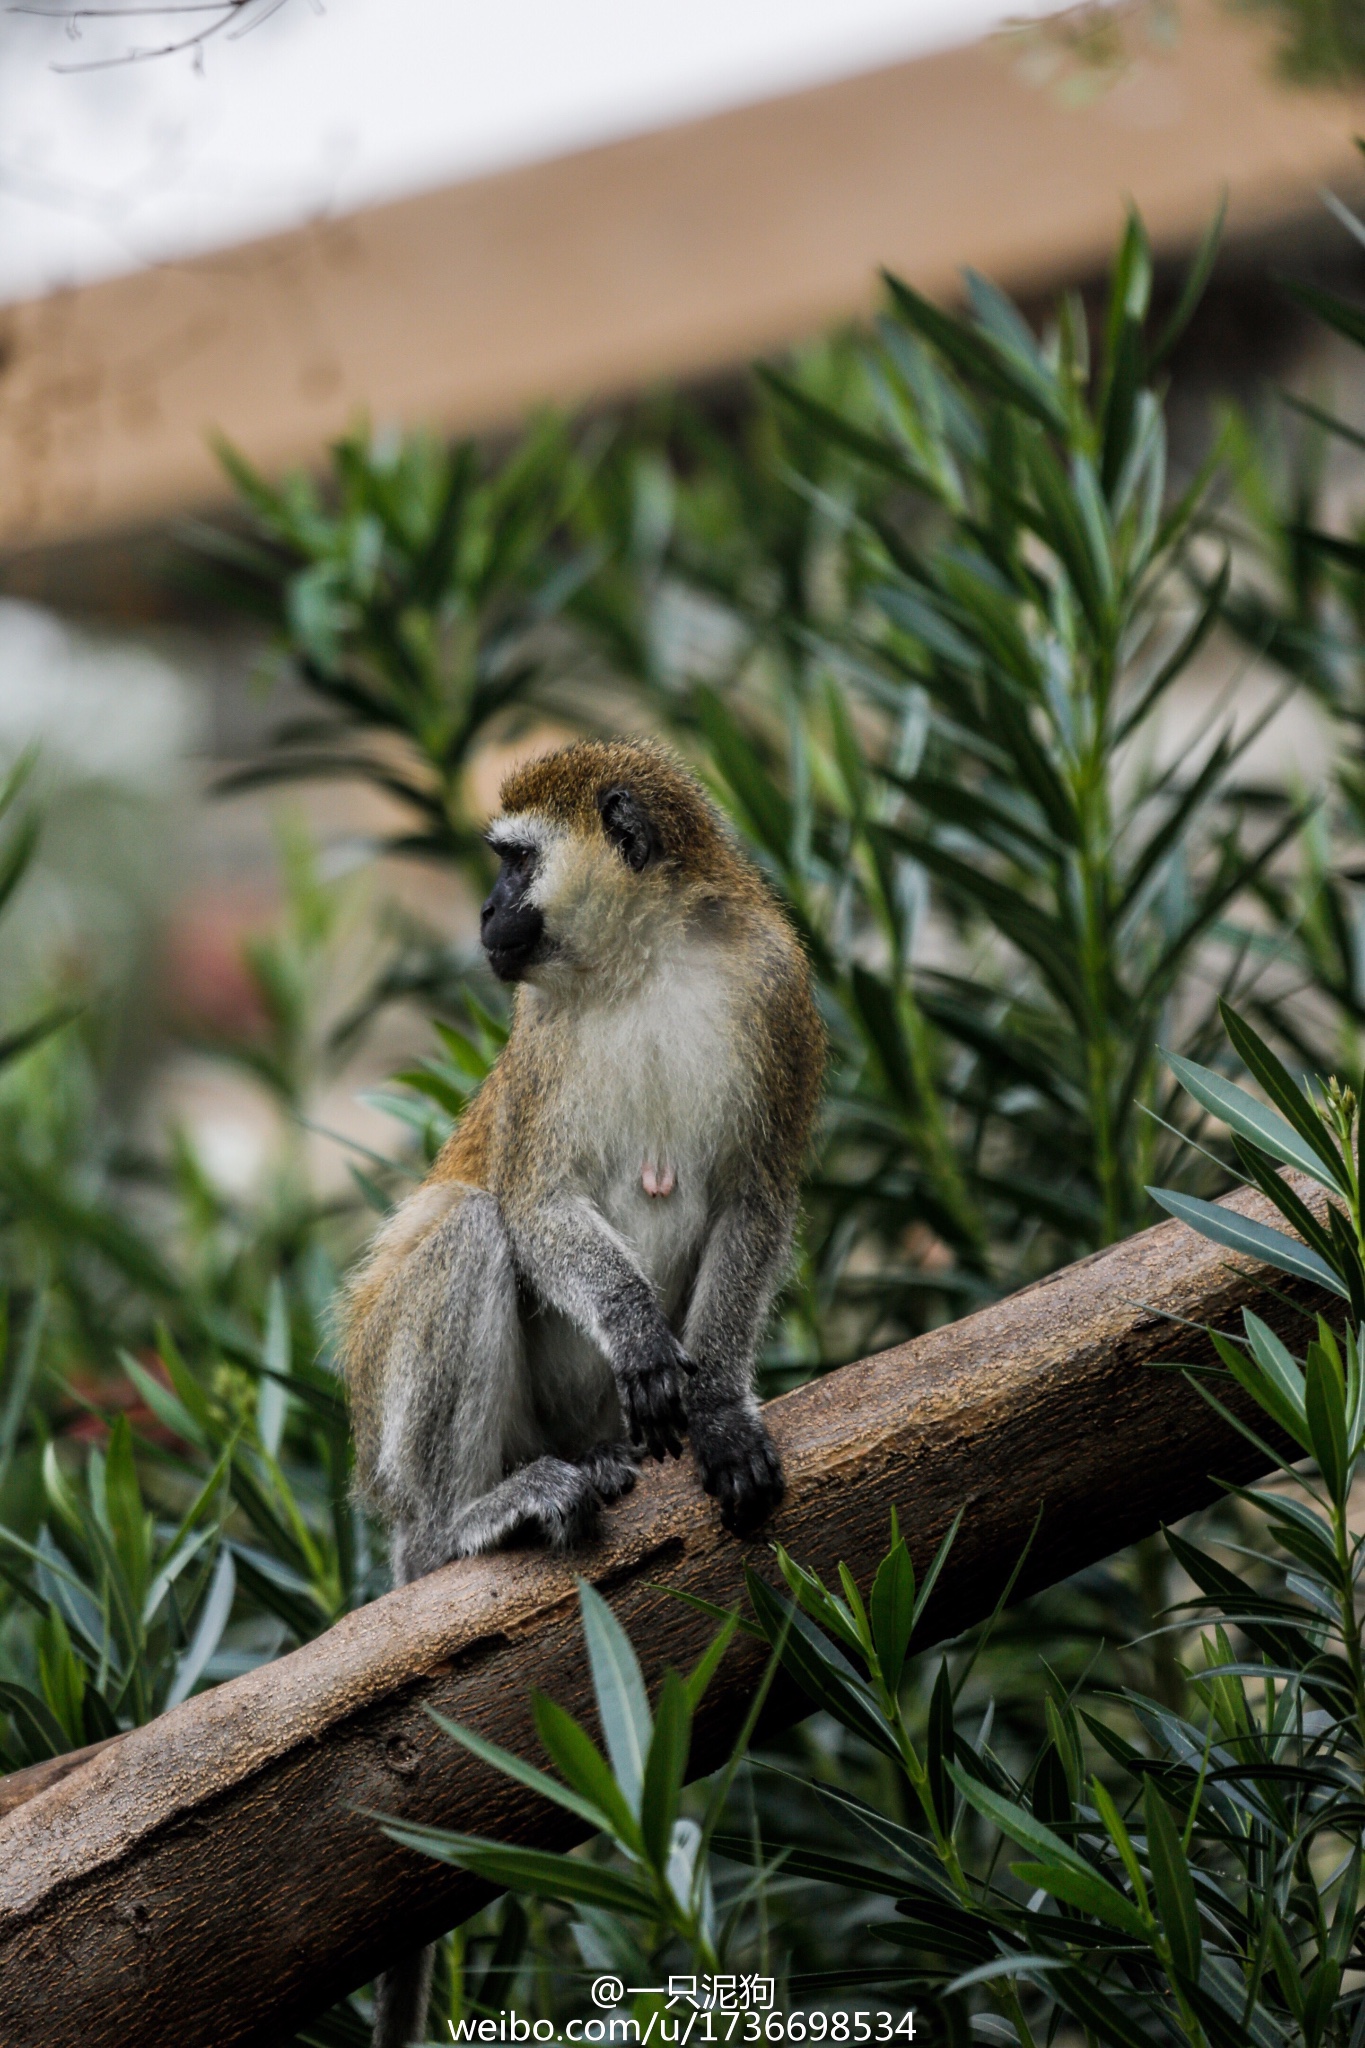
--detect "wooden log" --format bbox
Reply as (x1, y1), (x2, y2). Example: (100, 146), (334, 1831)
(0, 1185), (1325, 2047)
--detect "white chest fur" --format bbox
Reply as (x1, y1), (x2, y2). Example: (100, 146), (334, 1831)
(557, 944), (745, 1304)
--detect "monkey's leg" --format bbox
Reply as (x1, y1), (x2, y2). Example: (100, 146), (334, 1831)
(376, 1189), (552, 1580)
(372, 1941), (435, 2048)
(429, 1452), (607, 1565)
(682, 1196), (791, 1535)
(504, 1193), (693, 1459)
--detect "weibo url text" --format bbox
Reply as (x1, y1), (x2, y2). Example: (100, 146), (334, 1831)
(449, 2010), (918, 2043)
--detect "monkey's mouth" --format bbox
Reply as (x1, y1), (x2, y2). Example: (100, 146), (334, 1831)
(484, 942), (538, 982)
(481, 909), (548, 982)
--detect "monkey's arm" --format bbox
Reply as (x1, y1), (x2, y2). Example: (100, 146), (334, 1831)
(506, 1192), (692, 1459)
(681, 1192), (791, 1534)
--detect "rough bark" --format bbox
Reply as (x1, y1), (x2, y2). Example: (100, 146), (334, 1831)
(0, 1185), (1326, 2046)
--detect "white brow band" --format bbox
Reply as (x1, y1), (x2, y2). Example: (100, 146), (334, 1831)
(486, 814), (551, 853)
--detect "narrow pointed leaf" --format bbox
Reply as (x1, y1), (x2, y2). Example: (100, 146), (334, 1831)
(1163, 1052), (1342, 1191)
(378, 1823), (656, 1914)
(531, 1693), (640, 1848)
(576, 1579), (651, 1816)
(640, 1671), (691, 1872)
(1147, 1189), (1348, 1298)
(428, 1710), (620, 1838)
(869, 1538), (915, 1693)
(1143, 1777), (1202, 1982)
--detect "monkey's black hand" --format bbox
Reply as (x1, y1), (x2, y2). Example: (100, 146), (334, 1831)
(618, 1328), (694, 1461)
(691, 1404), (785, 1536)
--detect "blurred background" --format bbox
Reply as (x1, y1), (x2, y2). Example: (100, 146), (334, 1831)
(7, 1), (1365, 2039)
(0, 0), (1358, 1216)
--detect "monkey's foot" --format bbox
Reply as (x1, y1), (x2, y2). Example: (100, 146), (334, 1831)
(579, 1439), (639, 1502)
(433, 1457), (603, 1563)
(692, 1407), (785, 1536)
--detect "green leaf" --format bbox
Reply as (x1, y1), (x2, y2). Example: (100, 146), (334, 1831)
(640, 1670), (691, 1873)
(926, 1663), (955, 1834)
(882, 271), (1068, 433)
(683, 1611), (740, 1712)
(0, 1292), (45, 1491)
(945, 1763), (1091, 1873)
(1218, 1002), (1348, 1188)
(1146, 1189), (1349, 1299)
(1304, 1339), (1350, 1505)
(0, 1675), (73, 1763)
(378, 1823), (657, 1915)
(0, 1002), (80, 1072)
(428, 1709), (620, 1839)
(1090, 1778), (1148, 1910)
(119, 1351), (201, 1449)
(1230, 1136), (1339, 1272)
(1148, 192), (1224, 369)
(911, 1504), (965, 1632)
(756, 1761), (956, 1897)
(692, 690), (792, 866)
(1242, 1313), (1310, 1435)
(165, 1547), (236, 1710)
(1303, 1843), (1360, 2043)
(1049, 1966), (1165, 2048)
(1208, 1329), (1307, 1453)
(156, 1329), (215, 1443)
(902, 838), (1088, 1029)
(746, 1571), (901, 1762)
(576, 1579), (651, 1817)
(103, 1414), (150, 1609)
(758, 369), (939, 498)
(772, 1548), (868, 1665)
(530, 1692), (640, 1850)
(1012, 1859), (1149, 1940)
(257, 1280), (290, 1459)
(1280, 276), (1365, 353)
(1163, 1051), (1343, 1192)
(848, 969), (920, 1117)
(1115, 559), (1229, 744)
(1143, 1777), (1201, 1982)
(869, 1535), (915, 1693)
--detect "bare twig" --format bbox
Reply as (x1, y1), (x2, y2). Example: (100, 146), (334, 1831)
(11, 0), (300, 71)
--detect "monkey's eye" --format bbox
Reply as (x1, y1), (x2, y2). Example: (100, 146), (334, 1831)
(486, 833), (535, 873)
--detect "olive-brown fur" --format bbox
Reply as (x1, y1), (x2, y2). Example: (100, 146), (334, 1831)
(343, 736), (823, 1530)
(342, 738), (823, 2046)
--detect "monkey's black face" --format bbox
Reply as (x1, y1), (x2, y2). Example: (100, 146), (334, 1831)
(480, 842), (545, 982)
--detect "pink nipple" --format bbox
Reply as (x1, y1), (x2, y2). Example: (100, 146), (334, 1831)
(642, 1159), (675, 1198)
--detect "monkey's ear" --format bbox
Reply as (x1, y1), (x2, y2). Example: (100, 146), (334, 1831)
(598, 787), (659, 873)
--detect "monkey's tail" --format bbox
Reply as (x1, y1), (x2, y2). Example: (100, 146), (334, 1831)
(372, 1941), (435, 2047)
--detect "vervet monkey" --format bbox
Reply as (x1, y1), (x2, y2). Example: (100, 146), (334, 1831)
(345, 738), (823, 2046)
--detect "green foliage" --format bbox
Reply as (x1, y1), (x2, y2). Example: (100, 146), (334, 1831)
(1209, 180), (1365, 1092)
(1235, 0), (1365, 82)
(0, 832), (381, 1772)
(0, 1408), (234, 1759)
(687, 206), (1281, 1338)
(193, 417), (602, 876)
(381, 1580), (783, 2034)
